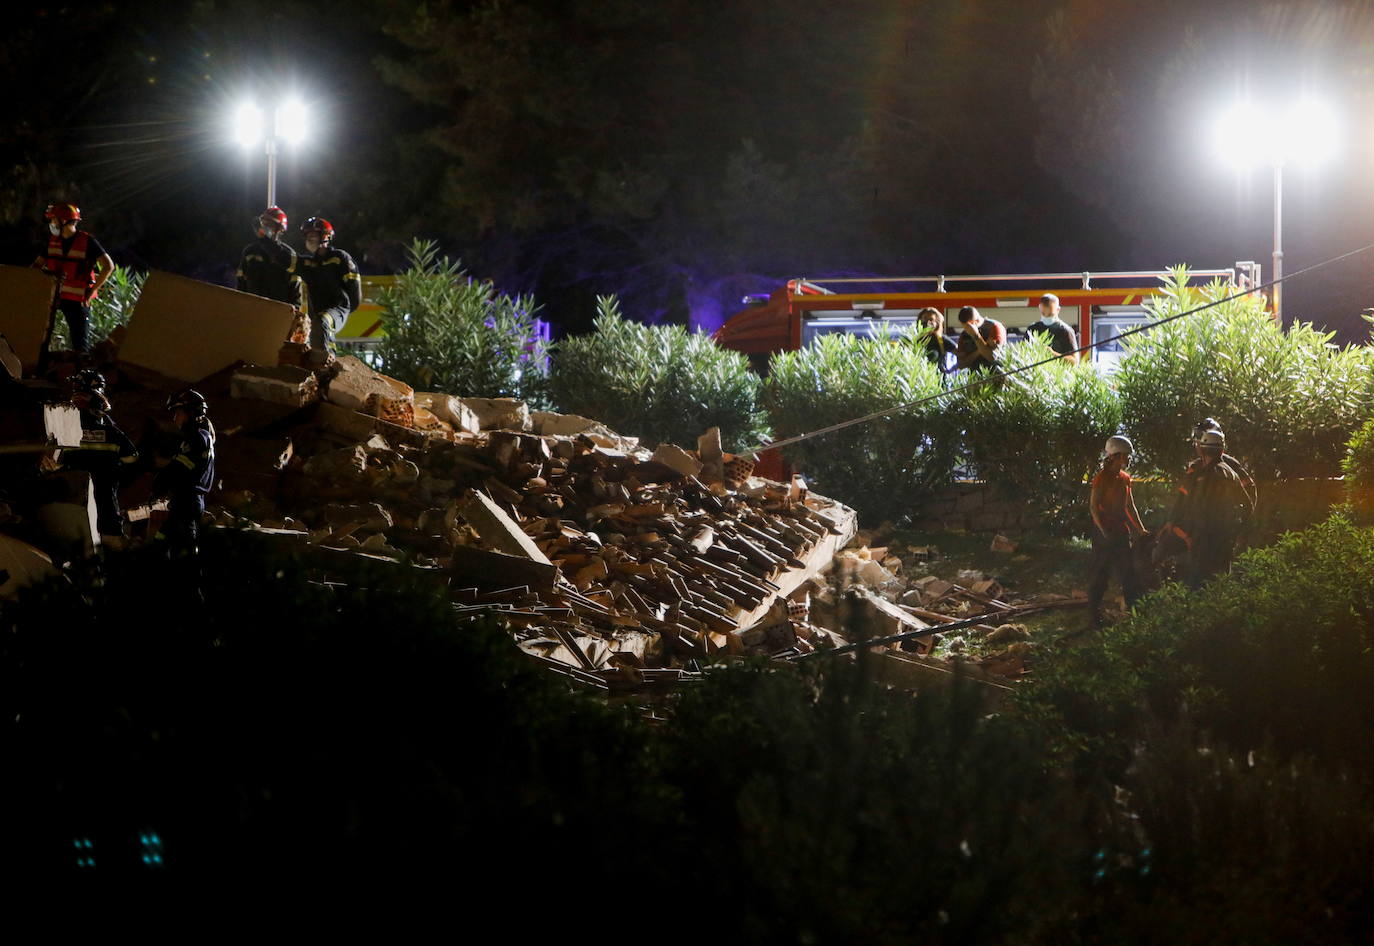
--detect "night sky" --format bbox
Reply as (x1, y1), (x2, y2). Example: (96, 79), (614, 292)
(7, 0), (1374, 339)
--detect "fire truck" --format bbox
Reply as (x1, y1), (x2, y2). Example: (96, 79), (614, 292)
(714, 263), (1264, 372)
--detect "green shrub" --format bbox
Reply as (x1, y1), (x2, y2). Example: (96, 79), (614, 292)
(47, 264), (144, 350)
(375, 239), (550, 404)
(548, 296), (770, 451)
(1343, 417), (1374, 508)
(1114, 268), (1374, 479)
(765, 330), (955, 522)
(1017, 512), (1374, 781)
(955, 335), (1122, 517)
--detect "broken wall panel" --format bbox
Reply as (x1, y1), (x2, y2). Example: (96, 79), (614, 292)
(119, 271), (296, 383)
(0, 265), (59, 373)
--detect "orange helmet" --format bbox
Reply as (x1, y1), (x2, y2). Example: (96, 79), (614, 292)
(45, 202), (81, 223)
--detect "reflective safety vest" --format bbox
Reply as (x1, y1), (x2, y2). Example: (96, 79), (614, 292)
(44, 231), (98, 303)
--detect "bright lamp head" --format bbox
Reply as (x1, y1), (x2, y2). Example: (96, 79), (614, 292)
(275, 99), (308, 145)
(1280, 98), (1339, 167)
(232, 103), (264, 148)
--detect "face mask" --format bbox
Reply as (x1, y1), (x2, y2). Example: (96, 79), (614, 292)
(305, 236), (321, 253)
(1040, 313), (1057, 325)
(49, 222), (61, 235)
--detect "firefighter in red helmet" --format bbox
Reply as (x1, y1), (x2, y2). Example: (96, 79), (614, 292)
(297, 216), (361, 360)
(235, 206), (303, 307)
(32, 202), (114, 355)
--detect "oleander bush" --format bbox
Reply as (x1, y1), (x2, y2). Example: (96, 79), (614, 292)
(1114, 268), (1374, 480)
(48, 263), (144, 350)
(376, 239), (551, 404)
(548, 296), (770, 451)
(1344, 417), (1374, 513)
(765, 330), (956, 522)
(954, 334), (1123, 517)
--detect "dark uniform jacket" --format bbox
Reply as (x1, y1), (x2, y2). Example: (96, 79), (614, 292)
(64, 409), (138, 474)
(236, 236), (303, 306)
(298, 246), (362, 315)
(153, 423), (215, 502)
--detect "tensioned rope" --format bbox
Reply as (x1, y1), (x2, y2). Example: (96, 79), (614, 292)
(740, 241), (1374, 457)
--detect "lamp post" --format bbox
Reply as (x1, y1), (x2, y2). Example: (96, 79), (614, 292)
(233, 99), (308, 208)
(1214, 98), (1338, 324)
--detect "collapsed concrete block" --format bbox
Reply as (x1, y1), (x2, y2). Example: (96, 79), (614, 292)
(417, 393), (480, 433)
(120, 271), (297, 383)
(303, 444), (369, 479)
(450, 544), (558, 592)
(0, 334), (22, 380)
(0, 265), (59, 373)
(324, 502), (393, 531)
(34, 470), (99, 558)
(230, 364), (319, 407)
(462, 489), (551, 564)
(459, 397), (530, 431)
(0, 533), (57, 600)
(364, 392), (415, 428)
(530, 411), (601, 437)
(325, 355), (414, 412)
(651, 443), (703, 478)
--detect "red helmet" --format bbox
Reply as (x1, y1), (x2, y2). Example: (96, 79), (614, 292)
(257, 206), (288, 236)
(302, 217), (334, 242)
(45, 202), (81, 223)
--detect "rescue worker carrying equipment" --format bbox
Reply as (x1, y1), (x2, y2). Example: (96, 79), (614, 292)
(62, 369), (138, 540)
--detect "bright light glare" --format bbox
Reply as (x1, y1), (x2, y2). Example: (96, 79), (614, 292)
(233, 103), (263, 147)
(1214, 97), (1340, 169)
(1213, 102), (1265, 171)
(1281, 99), (1339, 167)
(275, 99), (308, 145)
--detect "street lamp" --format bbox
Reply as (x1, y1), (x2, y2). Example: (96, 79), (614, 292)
(232, 98), (309, 208)
(1213, 97), (1339, 323)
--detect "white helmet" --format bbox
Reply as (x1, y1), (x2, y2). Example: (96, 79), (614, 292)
(1105, 435), (1133, 456)
(1195, 429), (1225, 448)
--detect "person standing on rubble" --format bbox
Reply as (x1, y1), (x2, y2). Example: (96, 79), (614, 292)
(1025, 293), (1080, 364)
(236, 207), (303, 307)
(32, 202), (114, 356)
(296, 216), (361, 362)
(1160, 425), (1249, 588)
(62, 369), (138, 545)
(152, 389), (215, 557)
(1088, 435), (1146, 628)
(954, 306), (1006, 372)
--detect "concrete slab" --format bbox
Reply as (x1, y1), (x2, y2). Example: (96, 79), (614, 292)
(0, 265), (58, 373)
(119, 271), (296, 383)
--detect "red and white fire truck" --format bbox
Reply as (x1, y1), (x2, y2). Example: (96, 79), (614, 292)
(714, 263), (1264, 372)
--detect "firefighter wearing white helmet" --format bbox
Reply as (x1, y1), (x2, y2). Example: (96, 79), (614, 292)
(1189, 418), (1256, 512)
(1161, 421), (1250, 588)
(1088, 433), (1146, 628)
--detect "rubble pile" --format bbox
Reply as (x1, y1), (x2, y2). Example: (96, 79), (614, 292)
(0, 268), (1062, 693)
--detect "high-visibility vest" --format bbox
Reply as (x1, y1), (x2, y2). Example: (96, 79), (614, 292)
(44, 231), (97, 303)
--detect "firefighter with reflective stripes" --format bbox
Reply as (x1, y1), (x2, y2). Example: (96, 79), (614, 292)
(1160, 426), (1249, 588)
(62, 369), (138, 541)
(152, 389), (215, 553)
(236, 206), (303, 307)
(297, 216), (360, 358)
(32, 202), (114, 354)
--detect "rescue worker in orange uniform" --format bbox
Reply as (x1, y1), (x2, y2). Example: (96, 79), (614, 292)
(1088, 435), (1147, 628)
(32, 202), (114, 355)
